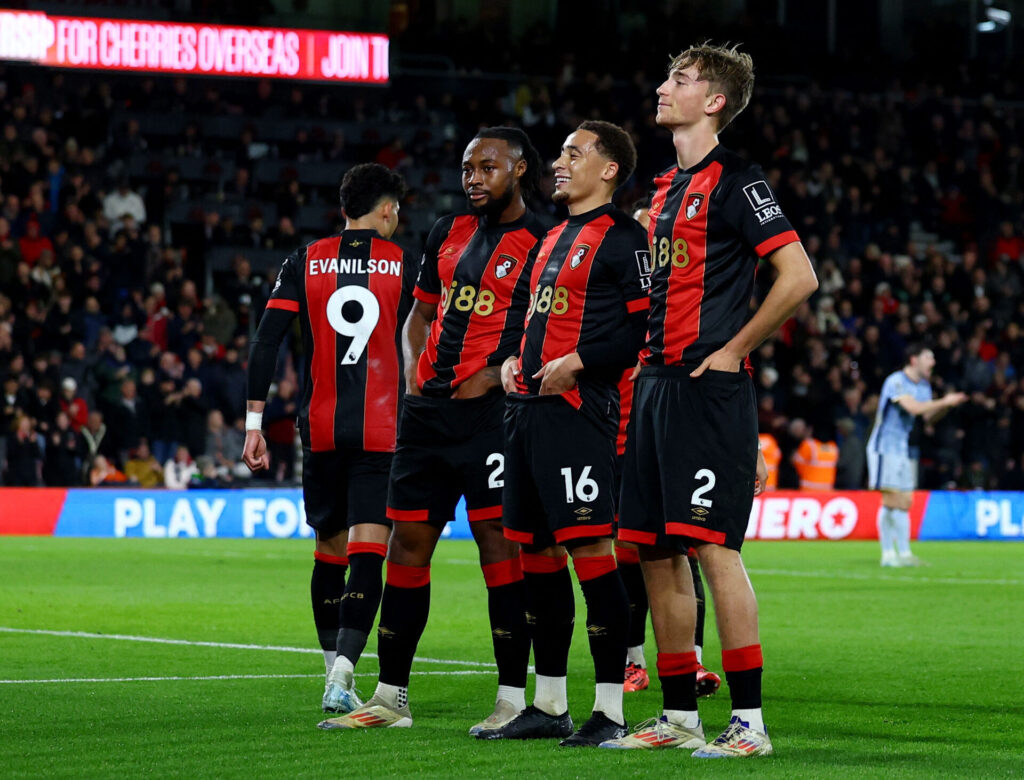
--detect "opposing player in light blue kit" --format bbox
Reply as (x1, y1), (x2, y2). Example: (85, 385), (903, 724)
(866, 344), (966, 567)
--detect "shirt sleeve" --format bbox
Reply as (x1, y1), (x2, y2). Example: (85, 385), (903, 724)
(576, 221), (650, 371)
(724, 164), (801, 258)
(413, 218), (448, 304)
(248, 250), (301, 403)
(263, 248), (302, 313)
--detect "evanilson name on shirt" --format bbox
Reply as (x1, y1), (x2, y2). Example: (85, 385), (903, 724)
(308, 257), (402, 277)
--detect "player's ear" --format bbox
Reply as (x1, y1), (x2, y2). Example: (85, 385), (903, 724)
(513, 157), (528, 183)
(706, 91), (726, 118)
(602, 160), (619, 185)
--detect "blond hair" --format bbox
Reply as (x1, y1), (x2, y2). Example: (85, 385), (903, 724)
(669, 42), (754, 130)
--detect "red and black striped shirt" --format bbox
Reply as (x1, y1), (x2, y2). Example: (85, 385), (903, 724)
(414, 211), (546, 396)
(641, 145), (800, 367)
(515, 204), (650, 432)
(249, 229), (416, 453)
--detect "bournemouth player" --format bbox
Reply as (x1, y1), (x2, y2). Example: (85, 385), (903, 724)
(321, 128), (546, 732)
(603, 44), (818, 756)
(618, 201), (726, 700)
(867, 344), (966, 566)
(480, 121), (650, 747)
(242, 163), (415, 714)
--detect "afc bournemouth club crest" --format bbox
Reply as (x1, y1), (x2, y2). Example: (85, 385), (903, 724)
(570, 243), (591, 269)
(494, 254), (518, 279)
(685, 192), (705, 220)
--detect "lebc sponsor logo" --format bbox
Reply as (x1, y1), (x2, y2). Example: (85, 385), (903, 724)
(743, 180), (784, 226)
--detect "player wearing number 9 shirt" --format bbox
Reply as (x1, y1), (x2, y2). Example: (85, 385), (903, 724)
(321, 128), (547, 734)
(243, 164), (416, 718)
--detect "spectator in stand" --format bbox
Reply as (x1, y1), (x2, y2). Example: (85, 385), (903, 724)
(89, 454), (128, 486)
(757, 432), (781, 490)
(102, 178), (147, 226)
(164, 444), (197, 489)
(43, 410), (83, 486)
(124, 440), (164, 488)
(205, 409), (244, 480)
(5, 414), (43, 486)
(81, 410), (118, 477)
(178, 378), (209, 458)
(264, 378), (299, 483)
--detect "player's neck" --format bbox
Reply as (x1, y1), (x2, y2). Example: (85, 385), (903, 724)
(903, 366), (921, 383)
(344, 216), (382, 235)
(496, 196), (527, 224)
(567, 193), (612, 217)
(671, 125), (719, 170)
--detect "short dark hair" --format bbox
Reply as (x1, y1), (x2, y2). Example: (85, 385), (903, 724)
(339, 163), (407, 219)
(473, 126), (543, 198)
(905, 342), (932, 363)
(577, 120), (637, 187)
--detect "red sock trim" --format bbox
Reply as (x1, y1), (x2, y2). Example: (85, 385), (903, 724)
(481, 557), (524, 588)
(722, 644), (763, 672)
(614, 545), (640, 565)
(520, 552), (568, 574)
(572, 554), (617, 582)
(314, 551), (349, 566)
(385, 561), (430, 588)
(347, 542), (387, 558)
(656, 651), (700, 677)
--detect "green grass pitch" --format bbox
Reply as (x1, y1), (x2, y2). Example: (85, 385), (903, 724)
(1, 538), (1022, 778)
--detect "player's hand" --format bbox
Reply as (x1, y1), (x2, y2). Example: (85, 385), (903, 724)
(533, 352), (584, 395)
(628, 360), (642, 381)
(689, 346), (742, 378)
(242, 430), (270, 472)
(944, 391), (968, 407)
(754, 448), (768, 496)
(501, 356), (521, 394)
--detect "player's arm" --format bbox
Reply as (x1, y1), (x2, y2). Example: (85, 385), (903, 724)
(402, 221), (447, 396)
(692, 241), (818, 376)
(895, 392), (967, 423)
(243, 253), (300, 471)
(402, 300), (435, 396)
(537, 227), (649, 395)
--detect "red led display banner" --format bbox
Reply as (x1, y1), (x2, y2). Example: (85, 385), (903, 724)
(0, 11), (389, 83)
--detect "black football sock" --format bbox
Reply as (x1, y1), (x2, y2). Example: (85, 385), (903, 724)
(336, 543), (387, 667)
(311, 552), (348, 652)
(573, 556), (629, 686)
(482, 558), (530, 689)
(689, 554), (706, 651)
(657, 652), (699, 713)
(375, 562), (430, 689)
(521, 554), (575, 678)
(723, 645), (764, 710)
(617, 553), (648, 651)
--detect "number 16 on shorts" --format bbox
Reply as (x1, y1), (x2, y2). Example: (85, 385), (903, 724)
(561, 466), (599, 503)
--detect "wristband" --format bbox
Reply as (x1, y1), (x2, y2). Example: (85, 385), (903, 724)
(245, 411), (264, 431)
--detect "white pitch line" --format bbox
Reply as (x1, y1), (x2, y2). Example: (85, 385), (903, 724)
(0, 670), (494, 685)
(0, 627), (497, 668)
(747, 568), (1023, 587)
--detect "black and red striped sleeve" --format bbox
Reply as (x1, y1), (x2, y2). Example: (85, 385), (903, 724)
(726, 164), (800, 257)
(577, 220), (650, 372)
(247, 248), (302, 403)
(413, 217), (450, 305)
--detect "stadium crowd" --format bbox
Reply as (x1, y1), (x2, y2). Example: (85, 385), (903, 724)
(2, 39), (1024, 491)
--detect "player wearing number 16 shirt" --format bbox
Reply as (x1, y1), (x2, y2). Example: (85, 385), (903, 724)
(322, 128), (547, 735)
(242, 164), (416, 719)
(606, 44), (818, 756)
(481, 121), (650, 748)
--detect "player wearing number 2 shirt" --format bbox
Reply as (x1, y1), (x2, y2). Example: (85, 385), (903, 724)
(608, 44), (818, 757)
(243, 164), (415, 719)
(323, 128), (547, 735)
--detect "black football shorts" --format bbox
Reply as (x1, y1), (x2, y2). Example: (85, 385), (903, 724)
(386, 391), (506, 527)
(618, 365), (757, 552)
(502, 394), (616, 548)
(302, 447), (393, 537)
